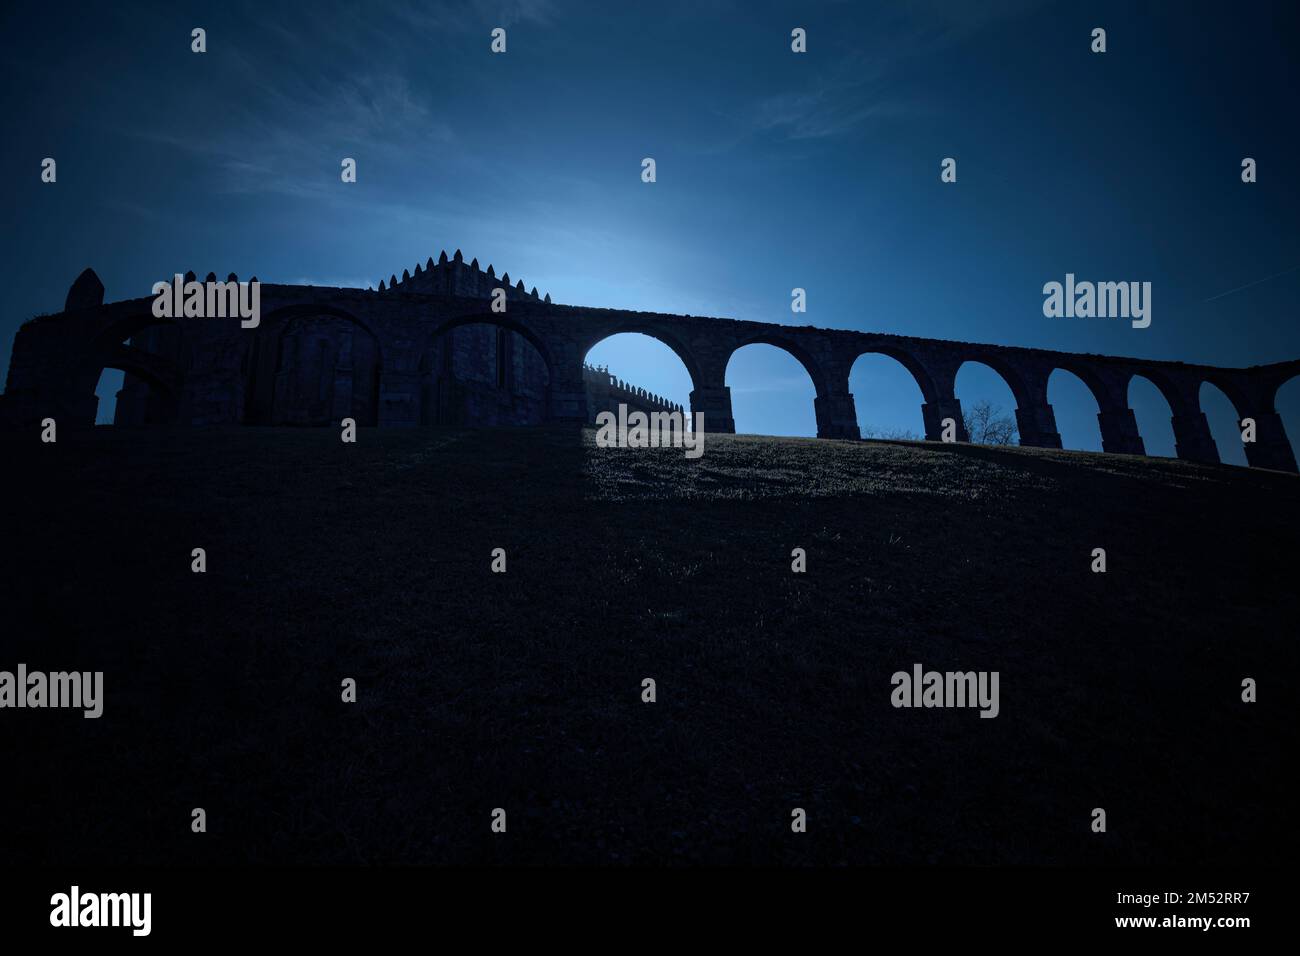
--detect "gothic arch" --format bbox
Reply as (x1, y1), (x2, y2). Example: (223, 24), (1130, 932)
(431, 312), (556, 379)
(245, 305), (385, 426)
(91, 312), (183, 354)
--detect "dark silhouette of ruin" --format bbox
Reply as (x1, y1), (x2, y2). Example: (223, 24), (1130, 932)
(3, 248), (1297, 472)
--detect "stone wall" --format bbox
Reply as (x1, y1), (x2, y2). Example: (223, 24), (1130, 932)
(5, 256), (1298, 471)
(582, 363), (684, 424)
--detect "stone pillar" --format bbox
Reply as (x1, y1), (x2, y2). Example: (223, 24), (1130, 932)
(1096, 408), (1146, 456)
(584, 372), (612, 425)
(114, 379), (152, 425)
(1171, 411), (1219, 464)
(65, 391), (100, 428)
(378, 369), (421, 427)
(1014, 402), (1063, 449)
(548, 375), (589, 424)
(814, 391), (860, 440)
(1242, 411), (1298, 472)
(331, 333), (355, 424)
(922, 399), (968, 442)
(689, 384), (735, 434)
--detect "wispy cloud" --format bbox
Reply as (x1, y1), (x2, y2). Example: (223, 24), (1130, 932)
(1203, 264), (1299, 303)
(714, 0), (1044, 149)
(132, 61), (456, 195)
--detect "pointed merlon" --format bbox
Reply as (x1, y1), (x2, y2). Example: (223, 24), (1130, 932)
(501, 272), (510, 284)
(65, 267), (104, 312)
(426, 256), (434, 270)
(544, 293), (551, 303)
(184, 270), (197, 282)
(487, 264), (495, 277)
(470, 257), (479, 270)
(453, 249), (463, 263)
(378, 279), (386, 291)
(402, 269), (410, 281)
(414, 262), (423, 274)
(438, 250), (449, 265)
(530, 286), (538, 297)
(227, 273), (238, 282)
(515, 279), (524, 291)
(205, 271), (217, 282)
(250, 276), (259, 284)
(390, 274), (398, 287)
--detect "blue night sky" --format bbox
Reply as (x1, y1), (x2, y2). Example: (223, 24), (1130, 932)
(2, 0), (1298, 462)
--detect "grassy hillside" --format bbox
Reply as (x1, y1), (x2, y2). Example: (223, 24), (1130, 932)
(2, 426), (1296, 865)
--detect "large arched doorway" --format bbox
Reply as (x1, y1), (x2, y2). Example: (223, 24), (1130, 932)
(244, 310), (383, 426)
(423, 320), (551, 427)
(273, 315), (381, 426)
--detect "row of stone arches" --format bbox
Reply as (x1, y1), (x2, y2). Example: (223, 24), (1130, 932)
(77, 301), (1300, 470)
(91, 308), (554, 429)
(582, 332), (1300, 468)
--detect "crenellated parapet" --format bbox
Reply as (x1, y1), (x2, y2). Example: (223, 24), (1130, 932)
(379, 248), (551, 304)
(581, 361), (685, 423)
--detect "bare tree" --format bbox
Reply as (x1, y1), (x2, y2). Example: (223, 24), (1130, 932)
(861, 424), (922, 441)
(962, 400), (1018, 445)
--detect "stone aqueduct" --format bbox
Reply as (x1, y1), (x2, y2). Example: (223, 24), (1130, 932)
(3, 254), (1299, 473)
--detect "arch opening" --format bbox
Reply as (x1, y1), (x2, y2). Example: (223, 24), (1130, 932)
(1127, 375), (1177, 458)
(93, 364), (176, 426)
(725, 342), (818, 437)
(91, 320), (184, 425)
(954, 360), (1020, 445)
(1047, 368), (1103, 451)
(1199, 381), (1248, 467)
(1276, 374), (1300, 465)
(583, 333), (693, 426)
(849, 351), (927, 440)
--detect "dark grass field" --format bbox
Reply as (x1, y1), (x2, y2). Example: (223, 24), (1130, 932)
(1, 425), (1296, 866)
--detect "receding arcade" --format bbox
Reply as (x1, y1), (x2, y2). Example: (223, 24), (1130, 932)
(4, 260), (1297, 473)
